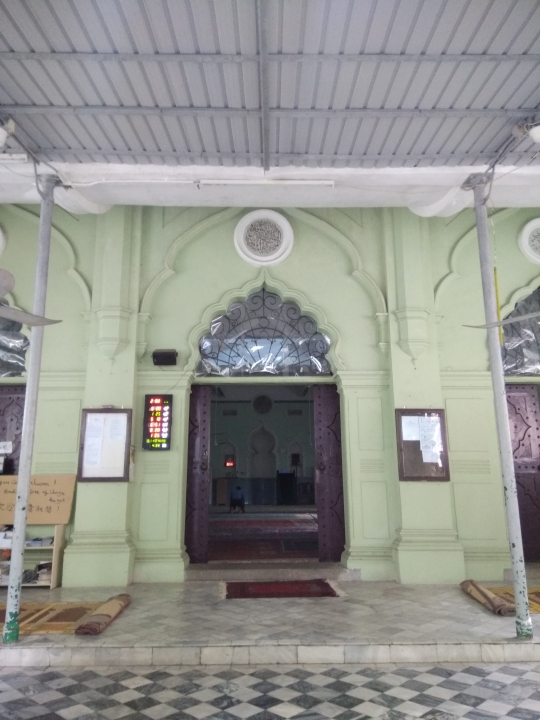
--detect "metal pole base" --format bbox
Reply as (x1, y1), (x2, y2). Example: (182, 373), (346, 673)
(517, 617), (533, 640)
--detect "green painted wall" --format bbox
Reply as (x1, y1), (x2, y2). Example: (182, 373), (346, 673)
(0, 202), (538, 585)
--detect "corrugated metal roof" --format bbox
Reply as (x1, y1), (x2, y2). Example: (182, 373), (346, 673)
(0, 0), (538, 169)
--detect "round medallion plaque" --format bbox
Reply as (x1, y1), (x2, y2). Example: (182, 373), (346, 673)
(234, 210), (294, 266)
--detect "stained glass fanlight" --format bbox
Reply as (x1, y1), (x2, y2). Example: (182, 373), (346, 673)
(196, 288), (331, 376)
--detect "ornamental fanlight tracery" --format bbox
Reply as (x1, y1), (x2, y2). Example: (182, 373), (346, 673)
(196, 288), (331, 377)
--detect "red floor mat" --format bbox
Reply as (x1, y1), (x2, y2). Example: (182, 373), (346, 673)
(226, 578), (337, 599)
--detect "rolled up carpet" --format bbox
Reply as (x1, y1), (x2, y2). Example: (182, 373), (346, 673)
(75, 594), (131, 635)
(460, 579), (515, 616)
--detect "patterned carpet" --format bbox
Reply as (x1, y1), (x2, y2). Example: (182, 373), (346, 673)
(208, 513), (319, 561)
(491, 588), (540, 614)
(0, 602), (101, 635)
(2, 663), (540, 719)
(209, 514), (318, 537)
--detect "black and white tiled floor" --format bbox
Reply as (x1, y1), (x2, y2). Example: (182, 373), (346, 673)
(2, 664), (540, 720)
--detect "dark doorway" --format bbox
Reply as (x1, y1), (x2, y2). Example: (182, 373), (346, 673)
(0, 385), (25, 475)
(506, 384), (540, 561)
(184, 383), (345, 563)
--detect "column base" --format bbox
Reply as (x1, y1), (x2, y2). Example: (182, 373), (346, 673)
(62, 531), (135, 587)
(464, 547), (510, 582)
(133, 549), (188, 583)
(393, 530), (466, 584)
(341, 546), (396, 581)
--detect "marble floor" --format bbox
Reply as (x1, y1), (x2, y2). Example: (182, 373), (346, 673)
(2, 576), (540, 651)
(3, 662), (540, 720)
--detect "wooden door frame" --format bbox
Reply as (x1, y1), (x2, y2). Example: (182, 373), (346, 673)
(186, 376), (345, 564)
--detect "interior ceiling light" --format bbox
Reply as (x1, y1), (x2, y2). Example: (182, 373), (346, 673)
(0, 119), (15, 149)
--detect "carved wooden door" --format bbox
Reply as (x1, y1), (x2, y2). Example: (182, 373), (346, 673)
(314, 384), (345, 562)
(184, 385), (211, 563)
(506, 384), (540, 561)
(0, 385), (25, 474)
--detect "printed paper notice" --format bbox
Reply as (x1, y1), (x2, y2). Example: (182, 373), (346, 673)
(80, 411), (130, 479)
(401, 416), (420, 441)
(418, 416), (442, 465)
(83, 414), (104, 468)
(107, 413), (126, 444)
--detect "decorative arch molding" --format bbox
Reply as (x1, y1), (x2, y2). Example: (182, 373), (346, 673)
(501, 274), (540, 318)
(435, 208), (520, 310)
(3, 205), (91, 312)
(283, 208), (387, 315)
(140, 206), (387, 317)
(184, 269), (346, 374)
(140, 207), (240, 315)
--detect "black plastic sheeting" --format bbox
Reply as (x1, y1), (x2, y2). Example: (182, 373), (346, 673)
(0, 303), (29, 377)
(196, 289), (331, 377)
(503, 288), (540, 376)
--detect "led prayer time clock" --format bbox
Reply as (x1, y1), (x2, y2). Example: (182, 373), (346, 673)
(143, 394), (173, 451)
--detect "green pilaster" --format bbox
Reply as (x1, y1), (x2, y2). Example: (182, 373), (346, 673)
(63, 207), (142, 587)
(384, 209), (466, 583)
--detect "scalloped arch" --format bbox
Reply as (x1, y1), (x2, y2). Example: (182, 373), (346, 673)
(283, 208), (387, 314)
(3, 205), (91, 312)
(184, 269), (345, 374)
(140, 207), (387, 316)
(435, 208), (519, 310)
(501, 274), (540, 318)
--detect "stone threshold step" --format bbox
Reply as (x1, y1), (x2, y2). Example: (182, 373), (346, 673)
(1, 642), (539, 666)
(185, 563), (362, 581)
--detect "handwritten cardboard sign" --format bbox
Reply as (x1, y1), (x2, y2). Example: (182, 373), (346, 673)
(0, 475), (76, 525)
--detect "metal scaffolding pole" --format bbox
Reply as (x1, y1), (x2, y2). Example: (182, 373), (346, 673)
(2, 174), (59, 644)
(464, 172), (533, 639)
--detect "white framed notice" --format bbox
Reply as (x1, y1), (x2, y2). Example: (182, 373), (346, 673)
(77, 409), (132, 482)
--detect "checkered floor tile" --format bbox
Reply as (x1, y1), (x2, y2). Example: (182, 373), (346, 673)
(2, 663), (540, 720)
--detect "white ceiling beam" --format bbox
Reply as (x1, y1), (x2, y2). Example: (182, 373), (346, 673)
(2, 105), (537, 120)
(256, 0), (270, 171)
(1, 51), (539, 64)
(34, 148), (539, 163)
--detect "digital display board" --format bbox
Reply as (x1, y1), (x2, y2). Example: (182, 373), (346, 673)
(143, 395), (172, 451)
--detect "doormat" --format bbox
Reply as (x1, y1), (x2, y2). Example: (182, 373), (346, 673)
(460, 579), (540, 615)
(225, 579), (338, 599)
(0, 594), (131, 635)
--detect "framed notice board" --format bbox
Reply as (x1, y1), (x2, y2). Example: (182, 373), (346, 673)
(77, 409), (132, 482)
(395, 409), (450, 481)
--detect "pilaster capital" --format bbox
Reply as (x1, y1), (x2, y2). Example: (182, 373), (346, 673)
(95, 307), (132, 358)
(394, 307), (430, 359)
(137, 312), (152, 361)
(375, 312), (390, 355)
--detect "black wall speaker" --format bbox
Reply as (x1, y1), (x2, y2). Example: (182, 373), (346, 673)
(152, 349), (178, 366)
